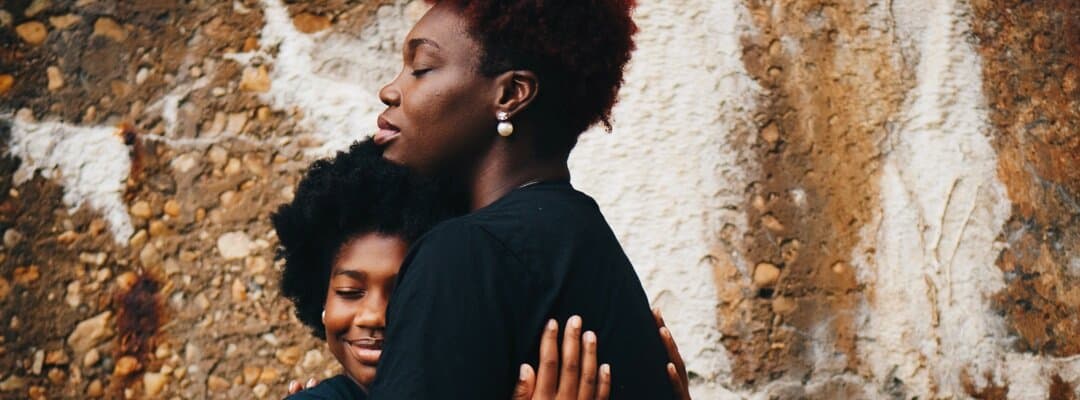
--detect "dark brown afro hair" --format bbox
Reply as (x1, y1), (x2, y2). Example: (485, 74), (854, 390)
(428, 0), (639, 155)
(271, 139), (464, 338)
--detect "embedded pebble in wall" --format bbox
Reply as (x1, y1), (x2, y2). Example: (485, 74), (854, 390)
(24, 0), (51, 17)
(67, 312), (112, 355)
(143, 372), (167, 396)
(15, 22), (48, 45)
(0, 74), (13, 95)
(207, 375), (230, 392)
(130, 201), (152, 219)
(48, 14), (81, 30)
(292, 13), (331, 33)
(92, 17), (127, 42)
(217, 232), (254, 260)
(753, 263), (781, 287)
(0, 278), (11, 301)
(3, 229), (23, 248)
(240, 66), (271, 93)
(46, 67), (63, 91)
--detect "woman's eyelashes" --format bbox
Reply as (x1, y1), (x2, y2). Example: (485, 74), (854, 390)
(411, 67), (433, 77)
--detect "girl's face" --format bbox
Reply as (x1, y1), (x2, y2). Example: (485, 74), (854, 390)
(323, 233), (408, 387)
(376, 2), (496, 176)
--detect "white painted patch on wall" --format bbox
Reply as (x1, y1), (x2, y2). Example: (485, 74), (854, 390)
(569, 0), (759, 397)
(851, 0), (1054, 398)
(225, 0), (418, 156)
(5, 112), (133, 243)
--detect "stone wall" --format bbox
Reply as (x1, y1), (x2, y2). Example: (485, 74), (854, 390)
(0, 0), (1076, 398)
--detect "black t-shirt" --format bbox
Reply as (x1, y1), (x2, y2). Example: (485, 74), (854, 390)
(369, 181), (675, 399)
(284, 375), (367, 400)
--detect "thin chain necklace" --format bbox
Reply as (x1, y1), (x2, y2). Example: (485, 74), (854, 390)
(517, 179), (542, 189)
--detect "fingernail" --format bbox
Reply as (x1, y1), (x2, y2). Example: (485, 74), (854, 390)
(583, 331), (596, 343)
(601, 364), (611, 376)
(519, 364), (529, 381)
(667, 362), (676, 373)
(569, 315), (581, 329)
(547, 319), (557, 331)
(660, 326), (670, 338)
(288, 380), (298, 389)
(306, 378), (317, 388)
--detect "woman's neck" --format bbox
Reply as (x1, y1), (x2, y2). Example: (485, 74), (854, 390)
(465, 143), (570, 210)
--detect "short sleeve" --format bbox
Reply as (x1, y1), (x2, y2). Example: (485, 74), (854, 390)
(285, 375), (368, 400)
(368, 221), (531, 399)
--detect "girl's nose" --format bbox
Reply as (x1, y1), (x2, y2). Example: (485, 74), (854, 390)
(352, 293), (388, 329)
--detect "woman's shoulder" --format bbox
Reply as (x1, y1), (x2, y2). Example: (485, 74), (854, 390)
(410, 214), (510, 256)
(283, 375), (367, 400)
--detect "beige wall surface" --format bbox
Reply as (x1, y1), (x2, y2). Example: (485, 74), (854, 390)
(0, 0), (1077, 398)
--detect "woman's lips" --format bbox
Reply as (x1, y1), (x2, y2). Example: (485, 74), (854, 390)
(345, 338), (382, 365)
(373, 129), (400, 145)
(374, 116), (400, 145)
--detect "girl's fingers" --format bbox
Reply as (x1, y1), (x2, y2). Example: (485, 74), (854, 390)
(576, 331), (598, 400)
(668, 363), (691, 400)
(556, 316), (583, 399)
(596, 364), (612, 400)
(512, 364), (537, 400)
(659, 326), (689, 387)
(536, 319), (560, 398)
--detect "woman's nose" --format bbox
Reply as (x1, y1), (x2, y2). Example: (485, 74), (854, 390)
(378, 76), (401, 107)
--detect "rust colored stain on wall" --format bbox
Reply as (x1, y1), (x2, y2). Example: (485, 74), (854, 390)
(1049, 374), (1078, 400)
(971, 0), (1080, 357)
(286, 0), (399, 33)
(729, 0), (908, 387)
(962, 371), (1009, 400)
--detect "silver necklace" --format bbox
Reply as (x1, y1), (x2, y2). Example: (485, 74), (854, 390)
(517, 179), (542, 189)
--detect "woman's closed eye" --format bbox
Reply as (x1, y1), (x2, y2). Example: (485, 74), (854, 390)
(411, 67), (433, 77)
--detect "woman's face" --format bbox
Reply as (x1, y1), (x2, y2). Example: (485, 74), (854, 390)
(376, 3), (496, 175)
(323, 233), (408, 387)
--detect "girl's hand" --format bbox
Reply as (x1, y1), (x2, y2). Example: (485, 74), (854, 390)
(653, 308), (691, 400)
(512, 316), (611, 400)
(286, 378), (318, 395)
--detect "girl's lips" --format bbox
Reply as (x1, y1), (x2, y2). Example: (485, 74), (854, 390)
(345, 339), (383, 365)
(373, 129), (400, 145)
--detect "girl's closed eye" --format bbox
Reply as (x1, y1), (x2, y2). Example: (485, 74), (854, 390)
(411, 67), (433, 77)
(335, 288), (367, 299)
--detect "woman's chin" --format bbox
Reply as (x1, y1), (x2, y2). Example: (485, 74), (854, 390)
(381, 145), (407, 166)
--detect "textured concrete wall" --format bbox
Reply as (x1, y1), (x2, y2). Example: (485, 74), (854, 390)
(0, 0), (1077, 399)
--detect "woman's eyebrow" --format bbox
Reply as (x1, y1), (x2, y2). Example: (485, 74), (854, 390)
(408, 37), (441, 51)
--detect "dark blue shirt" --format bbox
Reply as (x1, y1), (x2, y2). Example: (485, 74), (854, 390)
(284, 375), (366, 400)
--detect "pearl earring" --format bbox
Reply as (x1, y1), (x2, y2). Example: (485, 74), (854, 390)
(497, 111), (514, 137)
(321, 310), (325, 322)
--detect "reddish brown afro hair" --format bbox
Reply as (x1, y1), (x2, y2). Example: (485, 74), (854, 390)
(426, 0), (638, 154)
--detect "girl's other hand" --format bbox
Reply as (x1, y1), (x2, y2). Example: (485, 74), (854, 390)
(653, 308), (691, 400)
(513, 316), (611, 400)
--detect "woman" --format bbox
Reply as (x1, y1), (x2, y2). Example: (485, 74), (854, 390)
(369, 1), (681, 398)
(272, 140), (689, 399)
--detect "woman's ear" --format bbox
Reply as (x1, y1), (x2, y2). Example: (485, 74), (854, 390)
(493, 70), (539, 117)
